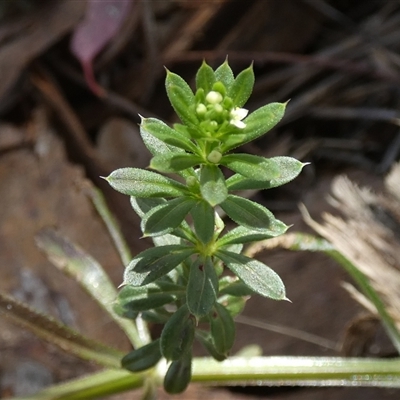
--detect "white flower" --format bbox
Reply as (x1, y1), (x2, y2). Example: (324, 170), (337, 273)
(230, 107), (248, 129)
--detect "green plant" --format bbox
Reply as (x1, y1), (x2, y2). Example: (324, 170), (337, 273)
(3, 60), (400, 400)
(104, 60), (305, 393)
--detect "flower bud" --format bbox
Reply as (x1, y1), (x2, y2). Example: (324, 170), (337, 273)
(207, 150), (222, 164)
(206, 91), (223, 104)
(196, 103), (207, 116)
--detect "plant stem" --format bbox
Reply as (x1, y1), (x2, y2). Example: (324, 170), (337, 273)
(13, 356), (400, 399)
(190, 356), (400, 387)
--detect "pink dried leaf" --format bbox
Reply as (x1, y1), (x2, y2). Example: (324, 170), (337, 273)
(70, 0), (135, 96)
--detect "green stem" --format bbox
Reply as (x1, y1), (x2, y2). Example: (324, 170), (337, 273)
(191, 356), (400, 387)
(11, 369), (145, 400)
(12, 356), (400, 399)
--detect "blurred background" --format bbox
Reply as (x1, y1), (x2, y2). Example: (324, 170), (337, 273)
(1, 1), (400, 398)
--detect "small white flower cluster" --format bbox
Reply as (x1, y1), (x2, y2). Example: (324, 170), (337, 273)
(202, 90), (248, 129)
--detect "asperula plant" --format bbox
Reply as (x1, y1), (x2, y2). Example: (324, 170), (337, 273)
(105, 60), (306, 393)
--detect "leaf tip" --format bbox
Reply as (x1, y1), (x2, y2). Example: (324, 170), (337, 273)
(283, 296), (292, 303)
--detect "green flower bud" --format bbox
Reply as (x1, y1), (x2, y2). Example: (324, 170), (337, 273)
(214, 104), (223, 113)
(212, 81), (226, 97)
(186, 176), (198, 187)
(196, 103), (207, 116)
(207, 150), (222, 164)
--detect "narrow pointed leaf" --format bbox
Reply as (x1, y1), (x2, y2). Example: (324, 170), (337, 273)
(215, 60), (235, 92)
(219, 294), (249, 318)
(191, 200), (215, 244)
(226, 157), (306, 190)
(106, 168), (187, 198)
(130, 197), (166, 218)
(216, 250), (286, 300)
(229, 65), (254, 107)
(130, 197), (191, 245)
(166, 70), (198, 126)
(140, 124), (195, 180)
(195, 330), (226, 361)
(220, 194), (278, 231)
(123, 245), (195, 286)
(210, 302), (235, 357)
(187, 257), (218, 318)
(141, 123), (183, 156)
(200, 165), (228, 206)
(220, 154), (280, 181)
(222, 102), (286, 152)
(160, 305), (195, 361)
(142, 197), (197, 237)
(117, 282), (184, 312)
(195, 61), (216, 93)
(217, 224), (288, 246)
(141, 118), (198, 153)
(132, 245), (191, 273)
(150, 153), (203, 173)
(121, 339), (162, 372)
(218, 277), (254, 297)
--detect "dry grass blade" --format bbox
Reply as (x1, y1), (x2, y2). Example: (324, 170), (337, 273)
(300, 166), (400, 350)
(0, 291), (123, 368)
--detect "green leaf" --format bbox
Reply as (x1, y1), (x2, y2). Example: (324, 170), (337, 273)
(215, 60), (235, 92)
(216, 250), (286, 300)
(191, 200), (215, 244)
(150, 153), (203, 173)
(220, 154), (280, 181)
(141, 123), (183, 156)
(141, 119), (196, 180)
(130, 197), (194, 245)
(195, 330), (226, 361)
(217, 223), (288, 246)
(220, 194), (278, 231)
(226, 156), (306, 190)
(228, 64), (254, 107)
(117, 282), (184, 312)
(121, 339), (162, 372)
(160, 304), (195, 361)
(166, 69), (198, 126)
(123, 246), (196, 286)
(196, 60), (216, 93)
(200, 165), (228, 206)
(163, 352), (192, 394)
(219, 294), (249, 318)
(106, 168), (187, 198)
(141, 118), (198, 153)
(186, 257), (218, 318)
(209, 302), (235, 357)
(130, 197), (165, 218)
(221, 102), (286, 152)
(132, 245), (190, 273)
(218, 276), (254, 297)
(142, 197), (197, 237)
